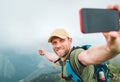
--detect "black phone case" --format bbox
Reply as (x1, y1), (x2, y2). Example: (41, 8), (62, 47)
(79, 8), (119, 33)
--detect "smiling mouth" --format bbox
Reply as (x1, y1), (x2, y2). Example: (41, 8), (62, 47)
(56, 50), (62, 53)
(55, 49), (63, 54)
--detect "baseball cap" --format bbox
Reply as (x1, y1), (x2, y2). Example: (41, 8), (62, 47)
(48, 28), (70, 43)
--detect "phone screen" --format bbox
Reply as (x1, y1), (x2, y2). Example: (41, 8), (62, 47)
(79, 8), (119, 33)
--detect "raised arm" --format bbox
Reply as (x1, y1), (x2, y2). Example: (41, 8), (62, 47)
(38, 48), (60, 65)
(78, 4), (120, 66)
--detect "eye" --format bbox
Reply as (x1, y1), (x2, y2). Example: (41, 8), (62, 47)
(60, 39), (65, 43)
(52, 41), (57, 45)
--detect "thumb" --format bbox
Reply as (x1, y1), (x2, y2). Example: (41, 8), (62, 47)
(109, 31), (119, 38)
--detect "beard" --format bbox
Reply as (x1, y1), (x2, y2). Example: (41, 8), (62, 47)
(54, 49), (68, 58)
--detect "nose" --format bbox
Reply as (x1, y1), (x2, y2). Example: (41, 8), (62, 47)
(56, 42), (61, 48)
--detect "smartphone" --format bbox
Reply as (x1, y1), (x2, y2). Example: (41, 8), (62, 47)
(79, 8), (119, 33)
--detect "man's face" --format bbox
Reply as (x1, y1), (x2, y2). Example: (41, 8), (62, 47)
(51, 37), (72, 58)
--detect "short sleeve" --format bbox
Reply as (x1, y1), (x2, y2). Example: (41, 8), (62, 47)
(70, 48), (85, 76)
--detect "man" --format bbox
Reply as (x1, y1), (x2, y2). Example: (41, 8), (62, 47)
(39, 4), (120, 82)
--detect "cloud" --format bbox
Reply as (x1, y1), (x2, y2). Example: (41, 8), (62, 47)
(0, 0), (120, 51)
(37, 57), (51, 69)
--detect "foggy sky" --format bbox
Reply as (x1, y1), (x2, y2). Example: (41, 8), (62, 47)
(0, 0), (120, 53)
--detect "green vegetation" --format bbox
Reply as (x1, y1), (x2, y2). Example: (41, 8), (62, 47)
(30, 71), (60, 82)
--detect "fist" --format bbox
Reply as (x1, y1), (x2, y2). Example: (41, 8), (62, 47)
(38, 48), (45, 56)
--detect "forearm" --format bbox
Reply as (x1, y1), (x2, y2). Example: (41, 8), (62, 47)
(79, 45), (120, 65)
(88, 45), (118, 62)
(44, 52), (60, 66)
(44, 52), (59, 62)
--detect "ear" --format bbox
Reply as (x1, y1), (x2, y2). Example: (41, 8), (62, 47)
(69, 38), (72, 43)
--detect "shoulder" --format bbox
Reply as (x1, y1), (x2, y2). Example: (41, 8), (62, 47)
(70, 47), (85, 61)
(69, 48), (95, 78)
(68, 48), (85, 76)
(70, 48), (85, 66)
(71, 47), (84, 55)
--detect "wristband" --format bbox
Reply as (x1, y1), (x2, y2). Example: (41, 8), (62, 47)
(54, 58), (61, 63)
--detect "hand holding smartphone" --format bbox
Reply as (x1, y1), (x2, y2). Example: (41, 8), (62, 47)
(79, 8), (119, 33)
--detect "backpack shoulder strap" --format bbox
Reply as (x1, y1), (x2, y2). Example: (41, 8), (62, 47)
(66, 59), (83, 82)
(61, 46), (83, 82)
(65, 45), (91, 82)
(62, 45), (91, 82)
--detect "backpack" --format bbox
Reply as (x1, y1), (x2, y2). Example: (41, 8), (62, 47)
(61, 45), (113, 82)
